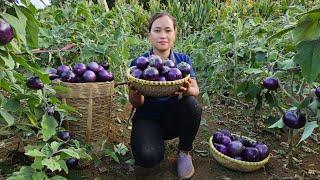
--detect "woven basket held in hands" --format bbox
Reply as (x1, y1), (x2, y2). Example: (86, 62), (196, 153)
(209, 134), (270, 172)
(126, 69), (190, 97)
(57, 81), (114, 143)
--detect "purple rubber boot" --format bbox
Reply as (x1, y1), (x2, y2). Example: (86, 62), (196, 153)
(177, 151), (195, 179)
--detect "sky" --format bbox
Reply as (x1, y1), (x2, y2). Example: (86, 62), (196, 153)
(29, 0), (51, 9)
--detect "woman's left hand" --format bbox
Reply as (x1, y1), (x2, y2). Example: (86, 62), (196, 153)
(174, 78), (192, 95)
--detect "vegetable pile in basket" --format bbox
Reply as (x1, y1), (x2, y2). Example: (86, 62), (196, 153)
(130, 55), (191, 81)
(48, 61), (113, 83)
(212, 129), (269, 162)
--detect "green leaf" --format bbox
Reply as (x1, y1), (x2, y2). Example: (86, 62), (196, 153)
(293, 12), (320, 43)
(61, 148), (80, 159)
(25, 149), (46, 157)
(50, 175), (68, 180)
(298, 97), (312, 109)
(105, 149), (119, 163)
(40, 115), (58, 141)
(244, 68), (263, 74)
(0, 109), (15, 126)
(32, 171), (46, 180)
(74, 148), (91, 160)
(268, 118), (284, 129)
(9, 166), (35, 179)
(57, 160), (68, 174)
(298, 121), (319, 144)
(11, 53), (50, 84)
(18, 6), (39, 48)
(308, 98), (319, 113)
(59, 104), (77, 113)
(4, 97), (20, 112)
(293, 39), (320, 83)
(31, 157), (45, 170)
(266, 25), (296, 42)
(42, 158), (61, 172)
(51, 141), (62, 152)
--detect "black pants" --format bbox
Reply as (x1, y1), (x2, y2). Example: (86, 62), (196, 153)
(130, 96), (202, 168)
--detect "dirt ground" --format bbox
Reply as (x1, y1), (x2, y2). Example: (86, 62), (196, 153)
(71, 95), (320, 180)
(1, 94), (320, 180)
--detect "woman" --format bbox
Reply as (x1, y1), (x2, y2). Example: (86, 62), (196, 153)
(129, 12), (202, 179)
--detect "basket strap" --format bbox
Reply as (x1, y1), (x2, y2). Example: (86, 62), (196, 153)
(86, 88), (93, 143)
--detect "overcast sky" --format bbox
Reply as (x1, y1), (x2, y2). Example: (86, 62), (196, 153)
(29, 0), (51, 9)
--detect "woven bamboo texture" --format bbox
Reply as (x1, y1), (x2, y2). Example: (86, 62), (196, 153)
(126, 69), (190, 97)
(57, 81), (114, 143)
(209, 135), (270, 172)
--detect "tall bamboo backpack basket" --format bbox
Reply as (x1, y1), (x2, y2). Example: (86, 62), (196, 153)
(209, 134), (270, 172)
(126, 69), (190, 97)
(56, 81), (114, 143)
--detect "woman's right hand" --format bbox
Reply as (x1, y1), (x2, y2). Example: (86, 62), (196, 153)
(128, 82), (144, 108)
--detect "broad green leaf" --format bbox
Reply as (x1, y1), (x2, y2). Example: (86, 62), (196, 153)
(266, 25), (296, 42)
(40, 115), (58, 141)
(105, 149), (119, 163)
(25, 149), (46, 157)
(293, 39), (320, 83)
(11, 53), (50, 84)
(298, 121), (319, 144)
(9, 166), (35, 179)
(309, 98), (319, 113)
(61, 148), (80, 159)
(268, 118), (284, 129)
(32, 171), (46, 180)
(50, 175), (68, 180)
(31, 157), (45, 170)
(298, 97), (312, 109)
(244, 68), (263, 74)
(0, 109), (15, 126)
(3, 53), (15, 70)
(293, 12), (320, 43)
(58, 160), (68, 174)
(18, 6), (39, 48)
(51, 141), (62, 152)
(4, 97), (20, 112)
(42, 158), (61, 172)
(59, 104), (77, 113)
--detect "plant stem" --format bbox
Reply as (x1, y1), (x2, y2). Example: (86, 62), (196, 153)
(279, 81), (299, 105)
(290, 72), (294, 95)
(287, 128), (294, 168)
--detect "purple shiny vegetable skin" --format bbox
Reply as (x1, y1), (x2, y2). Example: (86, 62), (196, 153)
(0, 19), (14, 46)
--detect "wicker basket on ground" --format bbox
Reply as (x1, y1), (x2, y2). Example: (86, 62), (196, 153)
(126, 69), (190, 97)
(56, 81), (114, 143)
(209, 134), (270, 172)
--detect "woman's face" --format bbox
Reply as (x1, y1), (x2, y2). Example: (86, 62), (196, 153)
(149, 15), (176, 52)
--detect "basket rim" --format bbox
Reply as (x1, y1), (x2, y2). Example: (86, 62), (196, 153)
(59, 81), (114, 85)
(209, 135), (270, 166)
(126, 69), (190, 86)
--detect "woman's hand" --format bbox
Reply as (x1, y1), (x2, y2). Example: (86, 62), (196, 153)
(128, 82), (144, 108)
(174, 78), (199, 96)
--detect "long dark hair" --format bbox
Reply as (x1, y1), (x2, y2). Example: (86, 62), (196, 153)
(148, 12), (177, 32)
